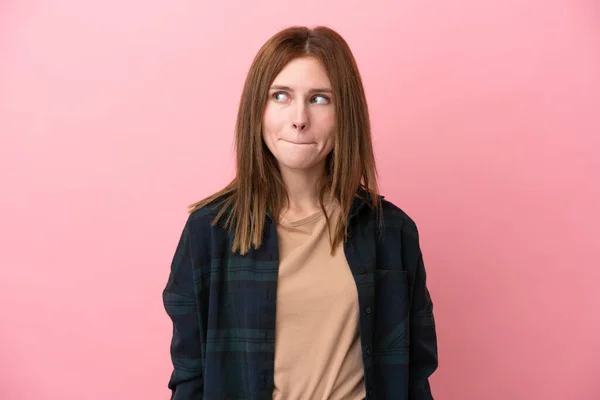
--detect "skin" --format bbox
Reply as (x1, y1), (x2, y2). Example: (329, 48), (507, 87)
(262, 56), (335, 219)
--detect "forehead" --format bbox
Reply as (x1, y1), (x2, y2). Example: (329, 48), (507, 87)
(271, 57), (331, 88)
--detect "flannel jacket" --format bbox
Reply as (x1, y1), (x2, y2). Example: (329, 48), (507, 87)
(162, 189), (438, 399)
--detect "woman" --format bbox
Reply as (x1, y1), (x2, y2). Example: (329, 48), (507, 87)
(163, 25), (438, 400)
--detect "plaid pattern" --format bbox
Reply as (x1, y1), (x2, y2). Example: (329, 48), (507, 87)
(163, 189), (438, 399)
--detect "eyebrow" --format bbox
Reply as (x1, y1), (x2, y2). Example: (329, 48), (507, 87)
(270, 85), (333, 94)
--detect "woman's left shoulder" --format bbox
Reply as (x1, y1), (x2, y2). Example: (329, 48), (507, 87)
(377, 196), (420, 232)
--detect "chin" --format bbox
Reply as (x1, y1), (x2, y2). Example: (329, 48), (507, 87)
(277, 158), (318, 171)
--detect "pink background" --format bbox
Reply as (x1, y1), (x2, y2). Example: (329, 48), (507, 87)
(1, 0), (599, 399)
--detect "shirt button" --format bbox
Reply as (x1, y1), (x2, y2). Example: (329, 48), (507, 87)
(358, 267), (366, 274)
(365, 307), (372, 315)
(365, 347), (371, 356)
(367, 388), (373, 397)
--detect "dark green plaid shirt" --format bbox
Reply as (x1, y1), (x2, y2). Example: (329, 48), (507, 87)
(163, 189), (438, 399)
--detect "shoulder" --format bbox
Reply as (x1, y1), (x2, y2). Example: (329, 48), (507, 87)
(188, 199), (220, 224)
(372, 197), (425, 273)
(354, 195), (422, 249)
(378, 197), (419, 233)
(359, 196), (423, 253)
(179, 193), (234, 267)
(185, 192), (234, 236)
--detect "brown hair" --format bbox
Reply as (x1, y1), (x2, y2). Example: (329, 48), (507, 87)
(188, 25), (381, 255)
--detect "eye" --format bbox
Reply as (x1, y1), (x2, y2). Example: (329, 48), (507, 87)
(311, 95), (330, 104)
(272, 91), (289, 102)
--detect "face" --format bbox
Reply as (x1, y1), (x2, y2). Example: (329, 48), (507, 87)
(262, 57), (335, 173)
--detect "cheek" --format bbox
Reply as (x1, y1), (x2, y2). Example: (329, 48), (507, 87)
(314, 112), (336, 141)
(262, 106), (284, 136)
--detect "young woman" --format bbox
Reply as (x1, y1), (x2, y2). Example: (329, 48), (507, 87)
(163, 25), (438, 400)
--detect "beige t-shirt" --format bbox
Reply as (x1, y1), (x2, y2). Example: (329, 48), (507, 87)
(272, 201), (366, 400)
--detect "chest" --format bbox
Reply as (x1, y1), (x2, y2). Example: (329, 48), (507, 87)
(197, 217), (411, 397)
(203, 219), (380, 341)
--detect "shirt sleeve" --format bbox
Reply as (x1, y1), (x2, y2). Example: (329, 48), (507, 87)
(402, 219), (439, 400)
(162, 218), (204, 399)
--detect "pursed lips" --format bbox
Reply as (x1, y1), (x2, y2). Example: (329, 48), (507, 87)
(280, 139), (315, 145)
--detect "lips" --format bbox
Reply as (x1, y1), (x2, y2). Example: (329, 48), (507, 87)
(281, 139), (314, 145)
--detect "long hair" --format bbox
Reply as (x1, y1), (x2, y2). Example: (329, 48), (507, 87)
(188, 25), (381, 255)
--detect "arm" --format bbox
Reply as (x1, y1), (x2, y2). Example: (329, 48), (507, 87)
(403, 220), (438, 399)
(162, 218), (204, 399)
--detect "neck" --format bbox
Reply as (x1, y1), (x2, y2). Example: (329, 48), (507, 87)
(279, 163), (327, 214)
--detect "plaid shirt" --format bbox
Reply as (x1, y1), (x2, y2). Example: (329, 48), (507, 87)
(163, 189), (438, 399)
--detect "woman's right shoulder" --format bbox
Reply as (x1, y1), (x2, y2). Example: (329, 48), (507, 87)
(186, 190), (235, 230)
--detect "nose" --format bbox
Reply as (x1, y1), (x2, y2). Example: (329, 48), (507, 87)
(293, 121), (307, 131)
(292, 103), (309, 132)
